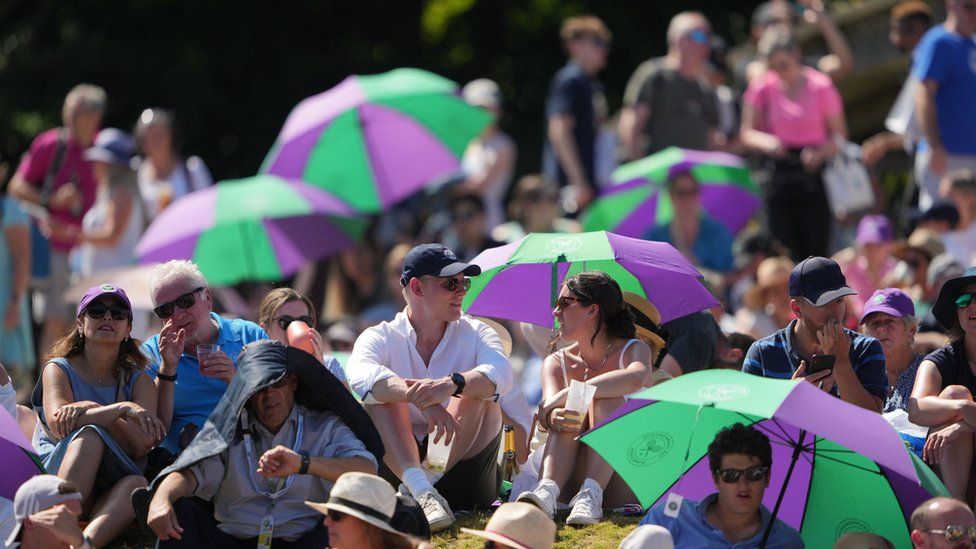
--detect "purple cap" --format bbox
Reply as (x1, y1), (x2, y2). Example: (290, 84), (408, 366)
(859, 288), (915, 324)
(855, 215), (894, 247)
(76, 283), (132, 317)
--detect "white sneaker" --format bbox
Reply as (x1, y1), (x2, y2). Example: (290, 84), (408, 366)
(415, 489), (455, 532)
(566, 478), (604, 525)
(516, 485), (557, 519)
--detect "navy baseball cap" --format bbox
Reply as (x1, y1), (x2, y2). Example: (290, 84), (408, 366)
(788, 256), (856, 307)
(400, 244), (481, 286)
(83, 128), (135, 167)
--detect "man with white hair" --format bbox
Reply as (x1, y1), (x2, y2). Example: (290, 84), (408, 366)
(8, 84), (106, 357)
(142, 260), (267, 455)
(619, 11), (719, 160)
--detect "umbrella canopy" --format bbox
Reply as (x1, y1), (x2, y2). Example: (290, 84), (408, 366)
(135, 175), (367, 286)
(261, 68), (492, 213)
(0, 406), (44, 500)
(580, 369), (947, 548)
(582, 147), (760, 238)
(462, 231), (718, 327)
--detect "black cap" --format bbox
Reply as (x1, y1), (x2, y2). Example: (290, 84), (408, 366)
(911, 200), (960, 230)
(788, 256), (856, 307)
(400, 243), (481, 286)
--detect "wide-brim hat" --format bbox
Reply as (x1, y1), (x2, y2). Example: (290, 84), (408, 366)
(461, 502), (555, 549)
(893, 228), (945, 261)
(932, 267), (976, 330)
(743, 256), (793, 310)
(306, 472), (405, 537)
(622, 292), (666, 349)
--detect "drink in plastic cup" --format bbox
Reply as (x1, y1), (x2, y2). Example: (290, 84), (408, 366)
(197, 344), (220, 370)
(425, 436), (453, 482)
(564, 380), (596, 428)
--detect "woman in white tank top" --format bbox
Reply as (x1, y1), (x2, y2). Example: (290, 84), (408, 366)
(516, 271), (664, 525)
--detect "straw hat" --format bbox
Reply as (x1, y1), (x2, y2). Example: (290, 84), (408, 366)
(306, 472), (404, 537)
(461, 502), (556, 549)
(894, 227), (945, 262)
(744, 256), (793, 310)
(622, 292), (666, 349)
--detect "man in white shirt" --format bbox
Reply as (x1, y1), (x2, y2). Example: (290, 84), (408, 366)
(347, 243), (514, 532)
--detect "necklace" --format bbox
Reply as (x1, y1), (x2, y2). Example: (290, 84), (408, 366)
(581, 341), (615, 382)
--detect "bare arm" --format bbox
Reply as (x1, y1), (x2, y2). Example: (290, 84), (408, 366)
(79, 187), (133, 247)
(908, 360), (974, 426)
(548, 114), (589, 189)
(619, 105), (650, 161)
(462, 139), (515, 195)
(831, 353), (884, 413)
(916, 80), (942, 150)
(739, 102), (785, 156)
(102, 374), (163, 458)
(368, 375), (411, 404)
(808, 0), (854, 80)
(5, 222), (30, 316)
(307, 455), (377, 480)
(7, 174), (42, 206)
(659, 354), (684, 378)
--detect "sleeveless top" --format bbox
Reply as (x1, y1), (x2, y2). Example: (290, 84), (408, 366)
(557, 339), (641, 387)
(35, 357), (143, 436)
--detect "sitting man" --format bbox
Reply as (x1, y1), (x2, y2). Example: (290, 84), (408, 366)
(139, 340), (383, 548)
(346, 243), (513, 531)
(638, 423), (803, 548)
(910, 497), (976, 548)
(743, 256), (888, 412)
(143, 259), (267, 455)
(5, 475), (90, 549)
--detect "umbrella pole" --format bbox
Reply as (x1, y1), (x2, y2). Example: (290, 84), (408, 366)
(759, 428), (806, 549)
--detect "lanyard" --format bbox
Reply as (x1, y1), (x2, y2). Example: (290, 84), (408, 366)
(241, 408), (305, 500)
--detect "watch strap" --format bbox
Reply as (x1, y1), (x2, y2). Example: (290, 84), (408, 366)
(298, 450), (311, 475)
(451, 372), (466, 397)
(156, 371), (177, 382)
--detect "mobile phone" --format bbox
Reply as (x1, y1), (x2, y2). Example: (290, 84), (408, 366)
(806, 354), (835, 376)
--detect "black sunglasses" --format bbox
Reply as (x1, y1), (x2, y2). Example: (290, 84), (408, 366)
(555, 295), (586, 311)
(275, 315), (315, 331)
(431, 277), (471, 292)
(84, 302), (131, 321)
(327, 509), (346, 522)
(153, 287), (204, 319)
(716, 465), (769, 483)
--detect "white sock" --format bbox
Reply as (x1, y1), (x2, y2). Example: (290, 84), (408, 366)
(403, 466), (435, 497)
(537, 478), (560, 499)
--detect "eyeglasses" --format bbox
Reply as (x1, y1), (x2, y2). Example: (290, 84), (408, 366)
(433, 277), (471, 292)
(153, 287), (204, 319)
(716, 465), (769, 483)
(274, 315), (315, 331)
(326, 509), (347, 522)
(555, 295), (586, 311)
(955, 292), (976, 309)
(922, 525), (976, 543)
(84, 302), (131, 321)
(687, 29), (710, 45)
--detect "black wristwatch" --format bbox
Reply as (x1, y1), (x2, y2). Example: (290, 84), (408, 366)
(450, 372), (466, 397)
(298, 450), (311, 475)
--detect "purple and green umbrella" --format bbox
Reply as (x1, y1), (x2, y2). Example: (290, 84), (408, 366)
(0, 406), (44, 500)
(261, 68), (492, 213)
(580, 369), (947, 548)
(462, 231), (718, 327)
(582, 147), (760, 238)
(135, 175), (367, 286)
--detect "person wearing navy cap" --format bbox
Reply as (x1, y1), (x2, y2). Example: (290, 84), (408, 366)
(346, 243), (514, 532)
(742, 256), (888, 412)
(859, 288), (923, 413)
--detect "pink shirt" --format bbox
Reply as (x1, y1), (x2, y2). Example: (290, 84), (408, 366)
(15, 128), (98, 252)
(744, 66), (842, 148)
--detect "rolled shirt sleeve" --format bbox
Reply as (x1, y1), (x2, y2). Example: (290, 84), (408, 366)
(473, 321), (513, 397)
(346, 327), (398, 404)
(187, 453), (226, 501)
(320, 415), (378, 470)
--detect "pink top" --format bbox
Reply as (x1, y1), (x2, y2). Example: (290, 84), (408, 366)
(744, 66), (842, 148)
(840, 255), (897, 321)
(15, 128), (98, 252)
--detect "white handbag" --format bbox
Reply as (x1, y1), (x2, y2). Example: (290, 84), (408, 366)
(823, 139), (874, 218)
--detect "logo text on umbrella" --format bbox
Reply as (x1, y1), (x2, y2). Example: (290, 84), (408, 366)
(697, 384), (751, 402)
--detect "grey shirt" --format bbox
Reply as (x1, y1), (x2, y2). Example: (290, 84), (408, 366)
(187, 403), (376, 541)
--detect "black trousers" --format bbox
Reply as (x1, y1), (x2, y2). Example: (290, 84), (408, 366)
(157, 498), (330, 549)
(763, 154), (831, 261)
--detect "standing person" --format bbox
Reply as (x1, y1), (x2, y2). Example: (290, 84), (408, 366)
(743, 257), (888, 412)
(517, 272), (657, 525)
(913, 0), (976, 209)
(142, 260), (267, 455)
(8, 84), (105, 360)
(0, 194), (33, 401)
(542, 15), (611, 213)
(740, 28), (847, 261)
(938, 170), (976, 265)
(619, 11), (719, 161)
(134, 108), (212, 219)
(346, 244), (513, 531)
(460, 79), (516, 232)
(860, 289), (923, 413)
(34, 284), (164, 547)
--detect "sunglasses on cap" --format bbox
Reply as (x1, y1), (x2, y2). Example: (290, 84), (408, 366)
(274, 315), (315, 331)
(922, 525), (976, 543)
(955, 292), (976, 309)
(715, 465), (768, 483)
(153, 287), (204, 319)
(84, 301), (132, 321)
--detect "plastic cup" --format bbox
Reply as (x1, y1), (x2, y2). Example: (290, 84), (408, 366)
(425, 436), (453, 482)
(197, 344), (220, 370)
(565, 380), (597, 427)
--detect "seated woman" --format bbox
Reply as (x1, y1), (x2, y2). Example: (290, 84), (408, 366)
(256, 287), (348, 388)
(644, 169), (734, 274)
(517, 271), (658, 525)
(859, 288), (922, 413)
(33, 284), (165, 547)
(909, 267), (976, 502)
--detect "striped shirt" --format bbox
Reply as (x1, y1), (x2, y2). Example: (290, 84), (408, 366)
(742, 319), (888, 400)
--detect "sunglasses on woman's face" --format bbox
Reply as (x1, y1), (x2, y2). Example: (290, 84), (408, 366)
(716, 465), (768, 483)
(326, 509), (347, 522)
(955, 292), (976, 309)
(275, 315), (315, 331)
(153, 287), (205, 319)
(84, 302), (131, 321)
(555, 295), (585, 311)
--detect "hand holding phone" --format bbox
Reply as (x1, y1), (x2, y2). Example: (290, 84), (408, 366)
(806, 354), (835, 376)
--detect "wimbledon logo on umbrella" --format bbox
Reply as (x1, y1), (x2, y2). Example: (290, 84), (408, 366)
(697, 384), (750, 402)
(627, 432), (674, 467)
(545, 236), (583, 256)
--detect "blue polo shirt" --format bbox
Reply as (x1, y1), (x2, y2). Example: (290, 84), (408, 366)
(143, 312), (267, 453)
(912, 25), (976, 154)
(742, 319), (888, 401)
(640, 494), (804, 548)
(646, 214), (735, 272)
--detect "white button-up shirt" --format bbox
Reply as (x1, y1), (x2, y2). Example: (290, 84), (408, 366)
(347, 311), (514, 440)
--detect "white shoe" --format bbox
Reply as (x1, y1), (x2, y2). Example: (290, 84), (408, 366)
(415, 489), (455, 532)
(566, 478), (604, 525)
(516, 485), (557, 519)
